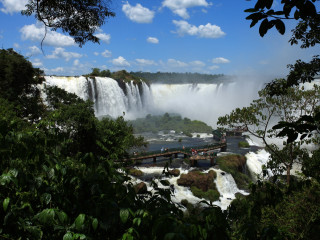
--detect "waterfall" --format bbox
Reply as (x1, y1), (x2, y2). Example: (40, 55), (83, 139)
(214, 169), (249, 210)
(43, 76), (149, 119)
(43, 76), (265, 125)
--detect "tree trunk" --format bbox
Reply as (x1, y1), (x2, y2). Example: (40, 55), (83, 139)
(286, 166), (291, 185)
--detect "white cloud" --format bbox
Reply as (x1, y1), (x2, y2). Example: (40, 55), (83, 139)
(173, 20), (225, 38)
(212, 57), (230, 64)
(94, 52), (99, 56)
(46, 47), (82, 61)
(122, 2), (155, 23)
(20, 23), (75, 47)
(167, 58), (188, 68)
(209, 65), (220, 70)
(162, 0), (209, 19)
(95, 33), (111, 44)
(73, 59), (80, 66)
(48, 67), (64, 73)
(31, 58), (43, 67)
(190, 60), (205, 67)
(13, 43), (20, 48)
(101, 49), (112, 58)
(26, 45), (42, 56)
(147, 37), (159, 44)
(112, 56), (130, 67)
(0, 0), (27, 14)
(135, 59), (157, 66)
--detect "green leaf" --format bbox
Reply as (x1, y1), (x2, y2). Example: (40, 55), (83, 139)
(40, 193), (52, 205)
(75, 214), (86, 230)
(133, 217), (141, 227)
(160, 180), (170, 186)
(259, 18), (269, 37)
(275, 20), (285, 35)
(57, 211), (68, 224)
(265, 0), (273, 9)
(164, 233), (177, 240)
(294, 10), (300, 20)
(34, 209), (55, 225)
(3, 197), (10, 212)
(244, 8), (257, 13)
(92, 218), (98, 231)
(120, 209), (129, 224)
(63, 232), (73, 240)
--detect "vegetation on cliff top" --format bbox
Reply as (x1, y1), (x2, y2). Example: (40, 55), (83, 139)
(128, 113), (213, 135)
(84, 68), (149, 84)
(130, 71), (230, 84)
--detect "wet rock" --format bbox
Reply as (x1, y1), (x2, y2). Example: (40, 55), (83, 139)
(128, 168), (144, 177)
(134, 182), (147, 194)
(168, 169), (180, 177)
(177, 170), (216, 191)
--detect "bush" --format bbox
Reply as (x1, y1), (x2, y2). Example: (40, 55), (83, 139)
(238, 141), (250, 148)
(217, 155), (252, 189)
(191, 186), (220, 202)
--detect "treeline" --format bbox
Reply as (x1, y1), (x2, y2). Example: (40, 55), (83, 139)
(84, 68), (231, 84)
(84, 68), (149, 84)
(130, 71), (230, 84)
(128, 113), (213, 136)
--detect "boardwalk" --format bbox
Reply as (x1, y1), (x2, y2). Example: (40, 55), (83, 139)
(118, 143), (227, 164)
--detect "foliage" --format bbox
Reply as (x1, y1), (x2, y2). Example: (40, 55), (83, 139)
(191, 186), (220, 202)
(87, 68), (112, 77)
(245, 0), (319, 41)
(216, 155), (252, 190)
(0, 51), (234, 239)
(218, 80), (320, 184)
(238, 141), (250, 148)
(131, 71), (229, 84)
(245, 0), (320, 143)
(228, 180), (320, 240)
(129, 113), (213, 134)
(22, 0), (115, 47)
(0, 48), (45, 121)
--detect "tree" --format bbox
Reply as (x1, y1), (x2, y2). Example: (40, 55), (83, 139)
(245, 0), (320, 143)
(218, 79), (320, 184)
(22, 0), (115, 47)
(0, 48), (45, 121)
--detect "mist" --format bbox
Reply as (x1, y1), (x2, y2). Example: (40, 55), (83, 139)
(148, 75), (268, 127)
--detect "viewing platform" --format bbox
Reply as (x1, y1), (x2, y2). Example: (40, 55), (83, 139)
(118, 143), (227, 166)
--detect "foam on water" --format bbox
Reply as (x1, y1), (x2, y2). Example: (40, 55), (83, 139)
(245, 149), (272, 180)
(128, 167), (248, 210)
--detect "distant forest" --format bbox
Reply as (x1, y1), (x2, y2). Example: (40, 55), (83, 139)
(130, 71), (232, 84)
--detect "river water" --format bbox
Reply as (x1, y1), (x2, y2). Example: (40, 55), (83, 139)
(128, 134), (260, 210)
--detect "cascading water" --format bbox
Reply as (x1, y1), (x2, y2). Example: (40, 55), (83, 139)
(43, 76), (265, 126)
(43, 76), (152, 119)
(128, 167), (249, 210)
(214, 169), (249, 210)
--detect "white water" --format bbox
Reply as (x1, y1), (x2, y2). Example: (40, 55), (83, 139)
(150, 81), (263, 127)
(43, 76), (265, 127)
(214, 169), (249, 210)
(129, 167), (248, 210)
(43, 76), (152, 119)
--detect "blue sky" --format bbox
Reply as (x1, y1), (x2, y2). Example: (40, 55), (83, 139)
(0, 0), (318, 77)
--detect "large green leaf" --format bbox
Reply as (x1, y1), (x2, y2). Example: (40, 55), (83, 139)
(75, 214), (86, 230)
(3, 197), (10, 212)
(120, 209), (129, 224)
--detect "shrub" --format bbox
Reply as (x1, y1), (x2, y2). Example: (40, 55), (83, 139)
(238, 141), (250, 148)
(191, 186), (220, 202)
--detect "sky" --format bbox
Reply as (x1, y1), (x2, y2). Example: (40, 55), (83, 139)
(0, 0), (319, 77)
